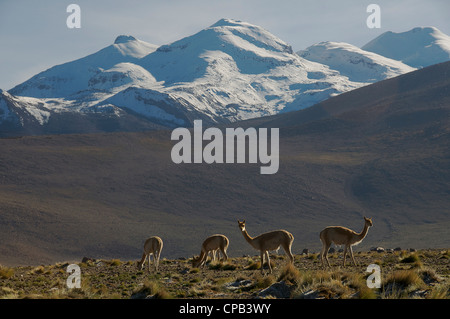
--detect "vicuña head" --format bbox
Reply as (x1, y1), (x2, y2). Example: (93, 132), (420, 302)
(320, 216), (373, 268)
(238, 219), (294, 274)
(237, 220), (246, 232)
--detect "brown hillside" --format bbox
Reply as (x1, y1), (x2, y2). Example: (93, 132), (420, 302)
(0, 62), (449, 266)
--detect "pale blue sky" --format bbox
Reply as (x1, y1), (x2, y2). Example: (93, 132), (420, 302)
(1, 0), (449, 90)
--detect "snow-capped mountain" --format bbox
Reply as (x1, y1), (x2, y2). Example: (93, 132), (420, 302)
(10, 35), (159, 98)
(0, 89), (54, 136)
(362, 26), (450, 68)
(2, 20), (448, 136)
(3, 19), (367, 132)
(297, 41), (416, 83)
(122, 18), (364, 120)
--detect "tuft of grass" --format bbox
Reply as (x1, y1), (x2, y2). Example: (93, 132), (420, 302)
(278, 263), (301, 284)
(385, 270), (423, 287)
(400, 253), (420, 263)
(109, 259), (122, 266)
(357, 286), (378, 299)
(245, 260), (261, 270)
(439, 250), (450, 260)
(291, 269), (383, 299)
(0, 287), (19, 299)
(343, 272), (378, 299)
(418, 268), (442, 285)
(400, 253), (423, 268)
(382, 269), (425, 298)
(30, 265), (48, 275)
(252, 273), (276, 289)
(208, 261), (238, 271)
(426, 284), (449, 299)
(244, 258), (275, 272)
(306, 254), (319, 261)
(313, 280), (351, 299)
(0, 265), (14, 279)
(133, 280), (171, 299)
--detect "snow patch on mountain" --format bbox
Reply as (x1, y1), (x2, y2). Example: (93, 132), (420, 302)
(362, 26), (450, 68)
(9, 36), (158, 98)
(0, 90), (51, 125)
(298, 41), (416, 83)
(0, 91), (17, 123)
(87, 62), (159, 92)
(104, 87), (187, 126)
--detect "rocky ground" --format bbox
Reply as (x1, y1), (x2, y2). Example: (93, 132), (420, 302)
(0, 249), (448, 299)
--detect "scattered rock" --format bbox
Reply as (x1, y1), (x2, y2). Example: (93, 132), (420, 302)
(258, 280), (293, 299)
(394, 247), (402, 251)
(130, 291), (148, 299)
(376, 247), (385, 253)
(59, 262), (70, 269)
(302, 249), (309, 255)
(409, 289), (430, 298)
(300, 289), (325, 299)
(420, 270), (443, 285)
(81, 257), (95, 263)
(328, 247), (335, 253)
(409, 248), (417, 252)
(179, 268), (190, 274)
(224, 279), (253, 291)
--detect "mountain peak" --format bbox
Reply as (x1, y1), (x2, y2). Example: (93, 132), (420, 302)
(141, 18), (296, 84)
(210, 18), (248, 28)
(298, 41), (415, 83)
(114, 35), (137, 44)
(362, 26), (450, 68)
(411, 26), (439, 34)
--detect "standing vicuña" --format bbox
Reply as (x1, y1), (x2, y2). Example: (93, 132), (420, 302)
(192, 234), (229, 268)
(320, 217), (373, 267)
(238, 220), (294, 274)
(137, 236), (163, 272)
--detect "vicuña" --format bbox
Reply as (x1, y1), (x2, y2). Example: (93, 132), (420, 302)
(238, 220), (294, 274)
(192, 234), (229, 268)
(137, 236), (163, 272)
(320, 217), (373, 267)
